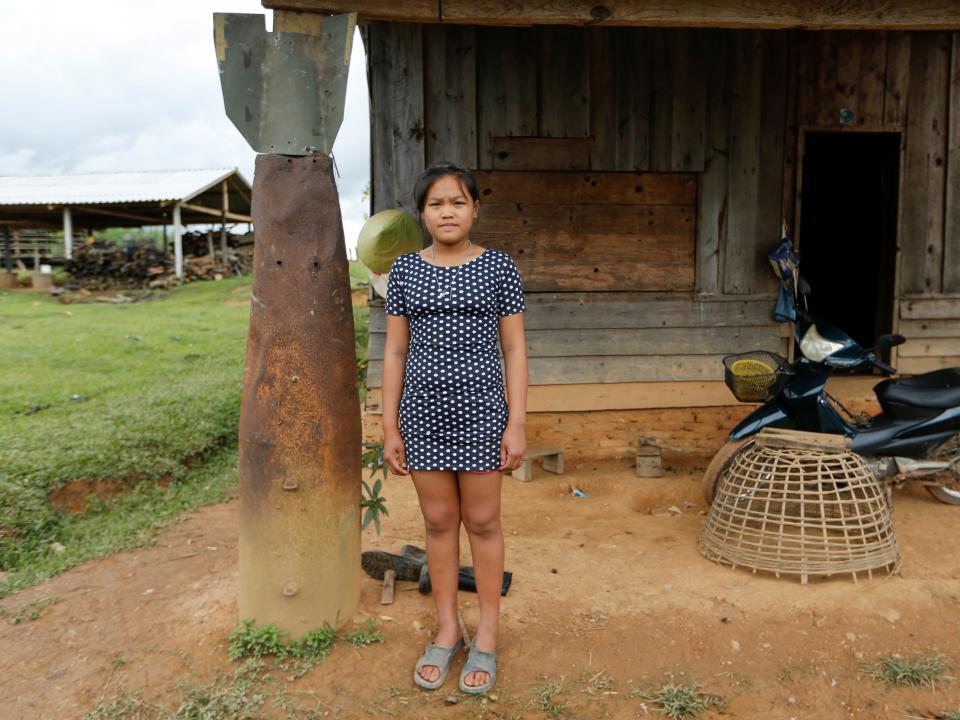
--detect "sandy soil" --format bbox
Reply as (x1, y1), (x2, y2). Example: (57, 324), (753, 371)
(3, 456), (960, 720)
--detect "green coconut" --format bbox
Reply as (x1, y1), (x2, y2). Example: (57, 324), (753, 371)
(357, 209), (422, 274)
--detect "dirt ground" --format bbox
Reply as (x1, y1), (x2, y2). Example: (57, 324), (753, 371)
(3, 456), (960, 720)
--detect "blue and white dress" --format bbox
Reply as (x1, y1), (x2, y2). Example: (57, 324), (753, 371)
(385, 248), (526, 471)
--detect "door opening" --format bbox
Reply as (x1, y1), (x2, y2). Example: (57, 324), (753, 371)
(798, 132), (900, 364)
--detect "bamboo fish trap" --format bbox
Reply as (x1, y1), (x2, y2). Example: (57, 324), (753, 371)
(699, 431), (900, 584)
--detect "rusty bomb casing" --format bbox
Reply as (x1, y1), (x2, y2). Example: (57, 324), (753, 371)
(238, 153), (361, 637)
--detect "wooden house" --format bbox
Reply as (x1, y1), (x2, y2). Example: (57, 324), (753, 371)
(265, 1), (960, 461)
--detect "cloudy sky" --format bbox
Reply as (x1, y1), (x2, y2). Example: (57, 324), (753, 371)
(0, 0), (371, 254)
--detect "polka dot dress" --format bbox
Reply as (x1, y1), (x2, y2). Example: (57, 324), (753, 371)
(385, 248), (526, 471)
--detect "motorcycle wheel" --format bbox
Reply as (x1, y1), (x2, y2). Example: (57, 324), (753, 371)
(703, 438), (753, 505)
(926, 433), (960, 505)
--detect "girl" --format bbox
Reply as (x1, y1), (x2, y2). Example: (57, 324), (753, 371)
(381, 163), (528, 694)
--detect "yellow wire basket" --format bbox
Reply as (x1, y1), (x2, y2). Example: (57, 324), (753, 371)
(723, 351), (793, 403)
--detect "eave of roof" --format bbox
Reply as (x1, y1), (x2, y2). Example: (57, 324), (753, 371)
(0, 168), (250, 206)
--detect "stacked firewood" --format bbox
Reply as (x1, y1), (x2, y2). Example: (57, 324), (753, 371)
(64, 238), (254, 290)
(65, 240), (169, 290)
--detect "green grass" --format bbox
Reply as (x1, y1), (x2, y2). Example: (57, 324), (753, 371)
(348, 260), (370, 289)
(637, 683), (725, 719)
(529, 677), (568, 717)
(0, 274), (369, 597)
(345, 618), (385, 646)
(865, 654), (950, 689)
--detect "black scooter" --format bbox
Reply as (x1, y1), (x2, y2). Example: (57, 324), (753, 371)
(703, 243), (960, 505)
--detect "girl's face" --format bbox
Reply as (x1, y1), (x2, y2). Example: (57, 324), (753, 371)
(421, 175), (479, 246)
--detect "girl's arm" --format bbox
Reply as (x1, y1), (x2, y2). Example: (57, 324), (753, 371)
(382, 314), (410, 475)
(498, 313), (528, 470)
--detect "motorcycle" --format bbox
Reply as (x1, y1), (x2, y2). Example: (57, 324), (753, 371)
(703, 239), (960, 505)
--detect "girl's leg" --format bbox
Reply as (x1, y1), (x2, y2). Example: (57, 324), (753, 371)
(410, 469), (461, 683)
(457, 470), (504, 688)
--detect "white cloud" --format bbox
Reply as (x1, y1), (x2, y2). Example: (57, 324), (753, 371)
(0, 0), (370, 251)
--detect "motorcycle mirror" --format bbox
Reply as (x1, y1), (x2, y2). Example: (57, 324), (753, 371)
(878, 333), (906, 349)
(797, 276), (812, 296)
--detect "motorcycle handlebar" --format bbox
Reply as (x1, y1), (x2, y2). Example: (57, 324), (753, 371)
(872, 359), (897, 376)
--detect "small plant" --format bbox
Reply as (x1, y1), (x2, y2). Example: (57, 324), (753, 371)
(580, 669), (614, 696)
(361, 443), (389, 535)
(638, 683), (725, 719)
(0, 595), (58, 624)
(82, 690), (160, 720)
(865, 653), (950, 689)
(228, 619), (287, 661)
(172, 658), (267, 720)
(288, 624), (337, 659)
(346, 619), (384, 647)
(936, 710), (960, 720)
(529, 676), (567, 718)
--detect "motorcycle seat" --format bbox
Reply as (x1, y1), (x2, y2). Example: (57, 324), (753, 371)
(874, 367), (960, 411)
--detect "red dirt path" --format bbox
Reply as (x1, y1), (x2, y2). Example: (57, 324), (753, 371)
(3, 457), (960, 719)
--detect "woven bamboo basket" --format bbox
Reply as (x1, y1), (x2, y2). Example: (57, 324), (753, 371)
(699, 443), (900, 583)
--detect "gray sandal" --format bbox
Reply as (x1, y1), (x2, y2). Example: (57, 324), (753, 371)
(459, 644), (497, 694)
(413, 638), (464, 690)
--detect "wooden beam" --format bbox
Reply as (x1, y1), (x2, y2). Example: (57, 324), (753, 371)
(229, 175), (252, 206)
(178, 201), (252, 223)
(221, 180), (229, 255)
(73, 205), (164, 225)
(264, 0), (438, 21)
(366, 381), (740, 413)
(260, 0), (960, 30)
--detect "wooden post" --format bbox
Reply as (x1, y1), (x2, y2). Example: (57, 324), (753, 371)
(172, 202), (184, 280)
(2, 225), (11, 274)
(207, 229), (215, 258)
(62, 206), (73, 260)
(221, 179), (229, 254)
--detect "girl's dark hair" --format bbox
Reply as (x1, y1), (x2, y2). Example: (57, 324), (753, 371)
(413, 163), (479, 215)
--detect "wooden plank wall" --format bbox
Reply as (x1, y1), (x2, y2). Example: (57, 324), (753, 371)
(470, 171), (696, 292)
(366, 22), (788, 297)
(795, 30), (960, 371)
(364, 23), (960, 407)
(899, 297), (960, 373)
(365, 295), (789, 409)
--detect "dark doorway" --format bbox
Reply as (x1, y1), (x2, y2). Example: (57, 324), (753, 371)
(798, 132), (900, 362)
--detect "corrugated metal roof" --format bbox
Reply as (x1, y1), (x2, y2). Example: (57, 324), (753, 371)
(0, 168), (249, 205)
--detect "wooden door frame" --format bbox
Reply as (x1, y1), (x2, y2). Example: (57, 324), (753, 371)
(793, 125), (906, 369)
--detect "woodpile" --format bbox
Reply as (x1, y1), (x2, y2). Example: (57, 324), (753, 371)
(64, 235), (254, 290)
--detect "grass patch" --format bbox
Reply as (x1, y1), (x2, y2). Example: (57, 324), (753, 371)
(171, 658), (269, 720)
(348, 260), (369, 289)
(865, 654), (950, 689)
(529, 676), (568, 717)
(0, 276), (370, 596)
(83, 659), (275, 720)
(346, 618), (385, 646)
(0, 595), (59, 624)
(229, 617), (380, 678)
(0, 443), (239, 599)
(637, 683), (725, 719)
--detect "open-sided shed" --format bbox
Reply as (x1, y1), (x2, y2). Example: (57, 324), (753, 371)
(267, 1), (960, 459)
(0, 168), (252, 279)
